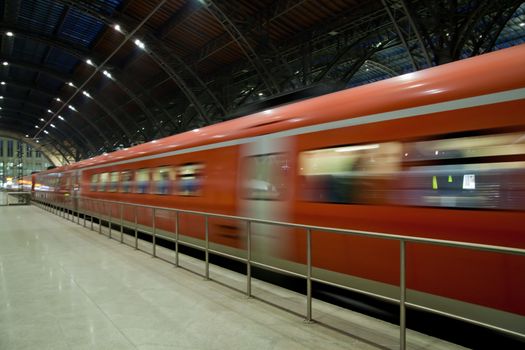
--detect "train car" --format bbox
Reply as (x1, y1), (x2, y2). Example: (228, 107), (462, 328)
(32, 44), (525, 336)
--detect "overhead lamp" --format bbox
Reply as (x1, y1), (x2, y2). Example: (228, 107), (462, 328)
(0, 81), (5, 85)
(2, 62), (7, 66)
(102, 70), (112, 79)
(47, 109), (53, 113)
(86, 58), (94, 66)
(36, 140), (39, 143)
(134, 39), (145, 50)
(40, 118), (45, 122)
(520, 23), (525, 27)
(68, 105), (77, 111)
(58, 115), (64, 121)
(67, 82), (75, 87)
(0, 107), (2, 110)
(0, 96), (3, 99)
(114, 24), (122, 32)
(50, 124), (56, 128)
(25, 134), (29, 138)
(55, 97), (61, 102)
(258, 92), (264, 96)
(34, 125), (39, 129)
(6, 32), (14, 37)
(43, 130), (49, 134)
(82, 90), (91, 98)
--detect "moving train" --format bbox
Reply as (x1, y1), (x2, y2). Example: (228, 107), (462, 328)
(30, 44), (525, 336)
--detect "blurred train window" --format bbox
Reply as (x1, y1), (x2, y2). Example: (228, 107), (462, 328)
(120, 170), (133, 193)
(135, 169), (150, 194)
(98, 173), (109, 192)
(299, 143), (402, 204)
(242, 153), (289, 200)
(176, 163), (203, 196)
(90, 174), (98, 192)
(152, 167), (175, 195)
(399, 132), (525, 210)
(108, 172), (119, 192)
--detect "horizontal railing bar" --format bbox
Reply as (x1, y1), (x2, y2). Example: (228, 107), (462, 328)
(250, 261), (307, 279)
(73, 197), (525, 256)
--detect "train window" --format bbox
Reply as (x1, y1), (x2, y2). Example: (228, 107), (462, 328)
(153, 167), (175, 195)
(108, 172), (119, 192)
(398, 132), (525, 210)
(135, 169), (150, 194)
(176, 163), (203, 196)
(90, 174), (99, 192)
(241, 153), (289, 201)
(299, 142), (402, 204)
(98, 173), (109, 192)
(120, 170), (133, 193)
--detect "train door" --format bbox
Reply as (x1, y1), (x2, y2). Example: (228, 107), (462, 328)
(72, 170), (81, 212)
(239, 137), (294, 260)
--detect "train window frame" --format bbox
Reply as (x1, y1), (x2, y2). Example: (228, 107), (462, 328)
(98, 172), (109, 192)
(90, 174), (99, 192)
(241, 153), (289, 201)
(298, 142), (402, 205)
(119, 170), (134, 193)
(108, 171), (119, 192)
(152, 166), (175, 195)
(176, 163), (204, 196)
(134, 168), (150, 194)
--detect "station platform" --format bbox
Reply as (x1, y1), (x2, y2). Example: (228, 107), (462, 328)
(0, 202), (465, 349)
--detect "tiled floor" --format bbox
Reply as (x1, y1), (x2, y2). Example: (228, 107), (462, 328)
(0, 202), (466, 349)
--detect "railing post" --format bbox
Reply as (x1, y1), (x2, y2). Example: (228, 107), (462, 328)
(306, 228), (312, 323)
(134, 206), (138, 250)
(205, 215), (209, 280)
(108, 203), (112, 239)
(120, 203), (124, 243)
(175, 211), (179, 267)
(246, 220), (252, 297)
(152, 208), (156, 257)
(400, 240), (406, 350)
(83, 201), (86, 227)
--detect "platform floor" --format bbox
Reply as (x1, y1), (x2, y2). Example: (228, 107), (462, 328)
(0, 203), (466, 350)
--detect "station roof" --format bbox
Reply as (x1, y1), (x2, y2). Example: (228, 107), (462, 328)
(0, 0), (524, 164)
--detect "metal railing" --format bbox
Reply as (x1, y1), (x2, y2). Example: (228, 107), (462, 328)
(32, 194), (525, 349)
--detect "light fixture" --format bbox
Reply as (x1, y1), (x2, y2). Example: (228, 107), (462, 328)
(520, 23), (525, 27)
(114, 24), (121, 32)
(25, 134), (29, 138)
(40, 118), (45, 122)
(6, 32), (14, 37)
(0, 81), (5, 85)
(102, 70), (112, 79)
(134, 39), (145, 50)
(58, 115), (64, 121)
(68, 105), (77, 111)
(36, 140), (39, 143)
(34, 125), (39, 129)
(82, 90), (91, 98)
(2, 62), (7, 66)
(47, 109), (52, 113)
(67, 82), (75, 87)
(258, 92), (264, 96)
(0, 96), (3, 99)
(44, 130), (49, 134)
(50, 124), (56, 128)
(55, 97), (61, 102)
(86, 58), (94, 66)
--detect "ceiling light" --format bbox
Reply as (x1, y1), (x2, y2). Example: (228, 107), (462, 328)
(0, 96), (3, 99)
(102, 70), (112, 79)
(520, 23), (525, 27)
(86, 58), (94, 66)
(34, 125), (39, 129)
(67, 82), (74, 87)
(44, 130), (49, 134)
(47, 109), (52, 113)
(55, 97), (61, 102)
(258, 92), (264, 96)
(134, 39), (145, 50)
(6, 32), (14, 37)
(82, 90), (91, 98)
(40, 118), (45, 122)
(25, 134), (29, 138)
(114, 24), (121, 32)
(36, 140), (39, 143)
(50, 124), (56, 128)
(0, 81), (5, 85)
(68, 105), (77, 111)
(58, 115), (64, 121)
(2, 62), (7, 66)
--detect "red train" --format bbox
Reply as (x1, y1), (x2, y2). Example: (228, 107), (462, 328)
(31, 44), (525, 336)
